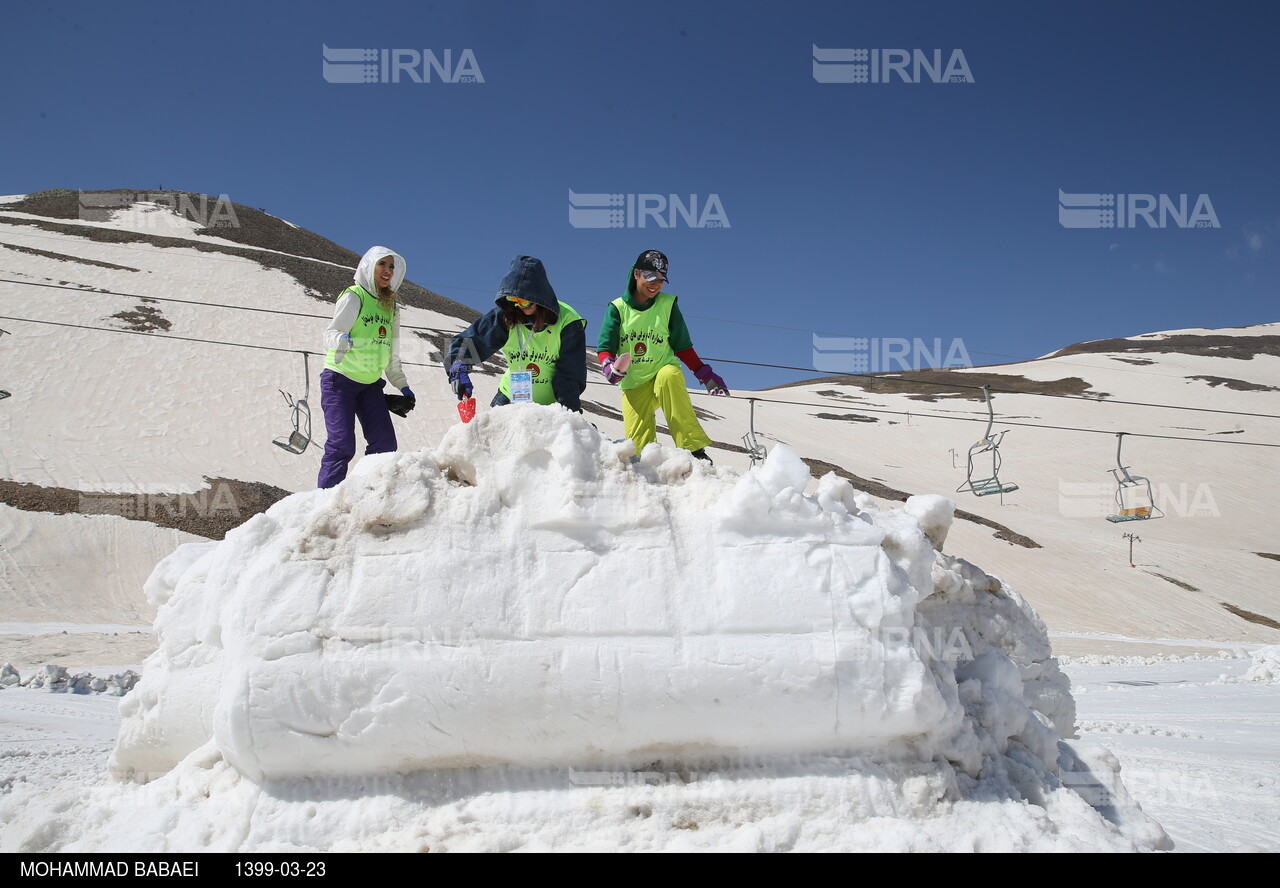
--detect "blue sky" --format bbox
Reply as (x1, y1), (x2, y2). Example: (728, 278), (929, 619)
(5, 0), (1277, 389)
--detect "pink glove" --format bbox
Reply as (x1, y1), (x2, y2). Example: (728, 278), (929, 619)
(601, 353), (631, 385)
(695, 364), (728, 395)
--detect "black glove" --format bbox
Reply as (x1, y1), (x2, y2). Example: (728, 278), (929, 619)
(385, 394), (416, 418)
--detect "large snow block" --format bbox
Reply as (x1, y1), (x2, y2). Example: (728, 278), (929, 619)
(112, 408), (958, 781)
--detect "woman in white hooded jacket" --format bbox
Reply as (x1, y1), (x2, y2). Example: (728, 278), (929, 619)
(317, 245), (415, 488)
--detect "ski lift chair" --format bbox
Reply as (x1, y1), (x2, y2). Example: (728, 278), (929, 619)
(0, 328), (9, 399)
(274, 352), (313, 455)
(742, 398), (768, 466)
(956, 386), (1019, 497)
(1105, 433), (1163, 522)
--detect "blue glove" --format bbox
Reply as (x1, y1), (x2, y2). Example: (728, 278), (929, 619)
(448, 361), (473, 400)
(695, 364), (728, 396)
(401, 387), (416, 401)
(338, 333), (354, 350)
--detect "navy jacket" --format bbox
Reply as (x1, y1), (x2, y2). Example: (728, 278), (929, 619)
(447, 256), (587, 412)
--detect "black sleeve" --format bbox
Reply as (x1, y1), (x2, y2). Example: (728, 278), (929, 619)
(552, 319), (588, 413)
(447, 309), (507, 372)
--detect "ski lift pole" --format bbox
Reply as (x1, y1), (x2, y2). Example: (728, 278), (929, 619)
(1123, 532), (1140, 568)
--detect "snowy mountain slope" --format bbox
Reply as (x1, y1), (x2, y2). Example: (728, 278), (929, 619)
(753, 336), (1280, 654)
(1, 190), (1277, 661)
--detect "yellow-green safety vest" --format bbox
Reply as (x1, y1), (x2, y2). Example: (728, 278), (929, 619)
(612, 291), (678, 390)
(499, 301), (584, 404)
(324, 286), (395, 384)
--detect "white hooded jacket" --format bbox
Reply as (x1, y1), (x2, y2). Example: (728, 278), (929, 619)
(323, 246), (409, 390)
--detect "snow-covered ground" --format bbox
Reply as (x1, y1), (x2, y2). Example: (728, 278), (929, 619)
(3, 632), (1276, 852)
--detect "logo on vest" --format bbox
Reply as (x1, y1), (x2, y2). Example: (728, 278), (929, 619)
(527, 362), (541, 379)
(379, 325), (388, 339)
(634, 342), (648, 358)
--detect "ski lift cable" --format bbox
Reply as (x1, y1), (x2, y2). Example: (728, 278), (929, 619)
(702, 355), (1280, 421)
(2, 275), (1269, 414)
(4, 310), (1280, 451)
(661, 383), (1280, 449)
(0, 277), (466, 336)
(0, 233), (1230, 382)
(3, 275), (1278, 420)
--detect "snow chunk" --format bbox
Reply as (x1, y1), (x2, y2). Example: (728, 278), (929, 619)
(905, 494), (955, 551)
(1245, 645), (1280, 682)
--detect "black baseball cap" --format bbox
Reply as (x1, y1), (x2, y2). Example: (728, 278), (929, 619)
(633, 249), (669, 282)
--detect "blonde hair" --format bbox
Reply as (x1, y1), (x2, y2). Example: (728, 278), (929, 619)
(374, 256), (397, 311)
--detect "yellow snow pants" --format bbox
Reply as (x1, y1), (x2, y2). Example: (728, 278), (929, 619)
(621, 363), (713, 455)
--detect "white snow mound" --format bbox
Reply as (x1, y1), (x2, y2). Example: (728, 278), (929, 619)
(105, 407), (1158, 851)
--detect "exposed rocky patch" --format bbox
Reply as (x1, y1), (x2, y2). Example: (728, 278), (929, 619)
(1151, 572), (1198, 592)
(0, 476), (291, 540)
(109, 301), (170, 332)
(1186, 375), (1279, 392)
(581, 400), (623, 421)
(769, 371), (1107, 402)
(812, 412), (880, 423)
(0, 241), (140, 272)
(1221, 604), (1280, 630)
(1049, 333), (1280, 361)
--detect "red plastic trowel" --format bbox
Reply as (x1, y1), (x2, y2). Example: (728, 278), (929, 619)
(457, 397), (477, 423)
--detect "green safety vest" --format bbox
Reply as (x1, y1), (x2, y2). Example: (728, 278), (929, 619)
(324, 286), (395, 384)
(612, 291), (678, 390)
(499, 301), (584, 404)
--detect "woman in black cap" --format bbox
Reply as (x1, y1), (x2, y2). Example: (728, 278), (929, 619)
(595, 249), (728, 461)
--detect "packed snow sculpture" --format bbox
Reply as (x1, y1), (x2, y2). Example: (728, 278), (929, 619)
(112, 408), (1074, 790)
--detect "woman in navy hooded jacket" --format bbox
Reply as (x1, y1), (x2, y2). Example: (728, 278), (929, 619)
(317, 245), (415, 489)
(446, 256), (587, 412)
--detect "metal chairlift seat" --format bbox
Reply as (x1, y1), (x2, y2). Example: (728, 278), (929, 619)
(0, 329), (9, 399)
(957, 386), (1019, 497)
(742, 398), (768, 466)
(1105, 433), (1163, 522)
(274, 352), (313, 455)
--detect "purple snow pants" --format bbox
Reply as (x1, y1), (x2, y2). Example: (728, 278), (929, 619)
(317, 369), (398, 489)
